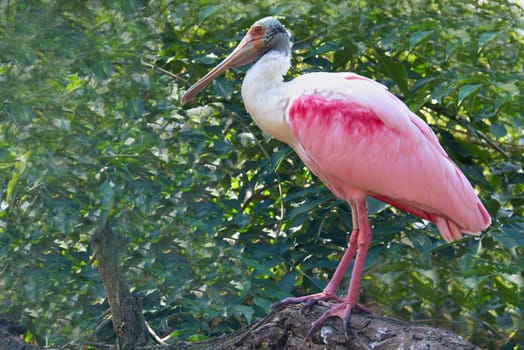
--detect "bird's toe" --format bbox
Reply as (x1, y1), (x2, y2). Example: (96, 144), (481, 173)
(304, 302), (354, 341)
(271, 291), (341, 312)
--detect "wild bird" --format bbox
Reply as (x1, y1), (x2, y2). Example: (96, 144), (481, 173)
(181, 17), (491, 338)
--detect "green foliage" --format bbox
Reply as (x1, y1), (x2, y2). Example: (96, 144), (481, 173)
(0, 0), (522, 349)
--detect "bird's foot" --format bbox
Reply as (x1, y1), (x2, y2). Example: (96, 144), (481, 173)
(352, 302), (372, 314)
(271, 293), (372, 341)
(306, 302), (354, 341)
(270, 291), (341, 313)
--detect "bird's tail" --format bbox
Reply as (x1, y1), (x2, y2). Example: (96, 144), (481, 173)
(433, 201), (491, 242)
(434, 217), (466, 242)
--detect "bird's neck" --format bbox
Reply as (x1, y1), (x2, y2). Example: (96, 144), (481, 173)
(241, 51), (294, 145)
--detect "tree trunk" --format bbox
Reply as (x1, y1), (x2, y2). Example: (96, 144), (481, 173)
(92, 222), (151, 349)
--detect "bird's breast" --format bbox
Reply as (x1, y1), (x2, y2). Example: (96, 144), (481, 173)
(242, 83), (295, 145)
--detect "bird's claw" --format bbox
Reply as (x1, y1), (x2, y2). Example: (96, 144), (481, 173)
(270, 292), (341, 312)
(352, 303), (372, 314)
(300, 297), (322, 313)
(271, 293), (373, 341)
(305, 302), (353, 341)
(343, 305), (353, 336)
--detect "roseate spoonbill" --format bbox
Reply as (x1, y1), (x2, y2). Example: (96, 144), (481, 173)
(181, 17), (491, 338)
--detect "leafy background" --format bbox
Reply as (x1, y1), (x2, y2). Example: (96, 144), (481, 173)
(0, 0), (522, 348)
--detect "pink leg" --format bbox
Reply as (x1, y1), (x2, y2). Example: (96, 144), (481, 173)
(271, 206), (359, 311)
(345, 199), (371, 309)
(306, 198), (372, 339)
(323, 225), (359, 295)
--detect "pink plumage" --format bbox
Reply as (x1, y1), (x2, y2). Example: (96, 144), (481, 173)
(181, 17), (491, 339)
(287, 75), (491, 242)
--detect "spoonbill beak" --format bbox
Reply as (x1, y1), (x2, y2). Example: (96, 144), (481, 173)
(181, 28), (267, 105)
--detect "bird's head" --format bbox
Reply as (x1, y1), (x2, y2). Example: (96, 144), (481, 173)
(181, 17), (291, 104)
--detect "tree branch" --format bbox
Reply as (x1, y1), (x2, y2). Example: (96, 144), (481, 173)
(92, 222), (151, 349)
(422, 102), (511, 157)
(145, 303), (480, 350)
(0, 302), (481, 349)
(142, 62), (187, 83)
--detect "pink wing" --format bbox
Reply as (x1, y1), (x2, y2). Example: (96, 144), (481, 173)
(286, 74), (491, 242)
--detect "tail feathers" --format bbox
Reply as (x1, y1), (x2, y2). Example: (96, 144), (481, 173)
(433, 216), (486, 242)
(371, 194), (491, 242)
(435, 202), (491, 242)
(478, 202), (492, 229)
(434, 217), (462, 242)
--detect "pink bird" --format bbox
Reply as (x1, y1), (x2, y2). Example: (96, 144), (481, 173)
(181, 17), (491, 338)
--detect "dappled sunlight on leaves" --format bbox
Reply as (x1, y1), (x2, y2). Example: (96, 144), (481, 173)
(0, 0), (522, 348)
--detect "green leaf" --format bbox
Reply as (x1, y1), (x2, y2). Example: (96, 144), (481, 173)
(501, 222), (524, 248)
(6, 172), (20, 204)
(198, 5), (224, 25)
(366, 196), (387, 215)
(457, 84), (483, 106)
(233, 305), (255, 324)
(232, 213), (250, 227)
(477, 31), (499, 53)
(278, 272), (297, 293)
(287, 198), (327, 221)
(5, 152), (29, 203)
(213, 139), (232, 153)
(211, 76), (233, 100)
(430, 82), (455, 103)
(494, 94), (510, 112)
(364, 245), (385, 270)
(303, 41), (341, 59)
(409, 30), (433, 51)
(489, 122), (506, 138)
(497, 82), (520, 97)
(376, 53), (409, 95)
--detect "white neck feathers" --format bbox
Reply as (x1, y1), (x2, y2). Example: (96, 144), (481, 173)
(241, 51), (294, 144)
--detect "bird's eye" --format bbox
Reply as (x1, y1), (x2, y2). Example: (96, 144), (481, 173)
(250, 25), (264, 36)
